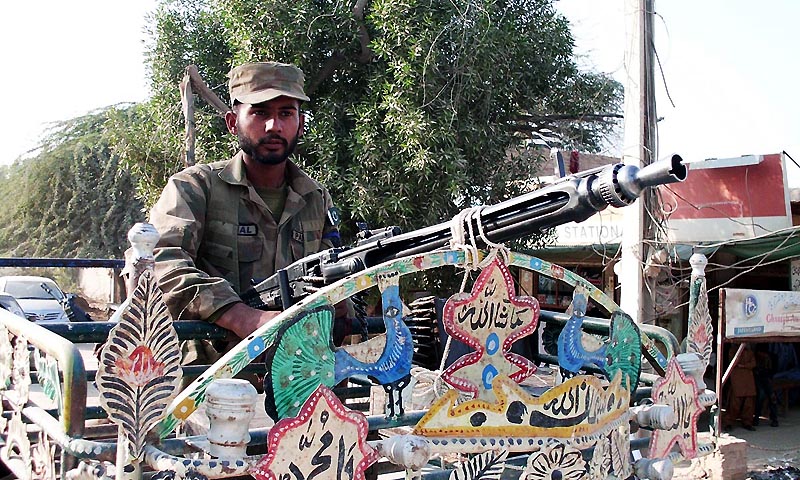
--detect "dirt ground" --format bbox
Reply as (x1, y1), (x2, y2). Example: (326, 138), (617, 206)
(737, 405), (800, 475)
(671, 405), (800, 479)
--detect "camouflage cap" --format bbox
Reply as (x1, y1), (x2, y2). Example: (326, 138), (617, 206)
(228, 61), (310, 105)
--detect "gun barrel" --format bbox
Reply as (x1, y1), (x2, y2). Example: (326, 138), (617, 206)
(599, 154), (687, 208)
(245, 155), (688, 308)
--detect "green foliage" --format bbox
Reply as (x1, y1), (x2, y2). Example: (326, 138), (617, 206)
(121, 0), (622, 241)
(0, 107), (146, 259)
(113, 0), (235, 207)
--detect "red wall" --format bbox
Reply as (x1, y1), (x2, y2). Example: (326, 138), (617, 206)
(662, 153), (787, 220)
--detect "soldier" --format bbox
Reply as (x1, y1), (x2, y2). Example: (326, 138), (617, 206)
(149, 61), (343, 364)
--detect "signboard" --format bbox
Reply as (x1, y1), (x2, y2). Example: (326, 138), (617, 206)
(723, 288), (800, 338)
(792, 259), (800, 291)
(553, 207), (625, 246)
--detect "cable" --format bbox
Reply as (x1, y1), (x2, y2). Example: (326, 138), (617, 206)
(784, 150), (800, 171)
(662, 184), (774, 234)
(651, 38), (675, 108)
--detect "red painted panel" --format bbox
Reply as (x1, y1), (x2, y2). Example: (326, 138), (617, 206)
(662, 154), (787, 220)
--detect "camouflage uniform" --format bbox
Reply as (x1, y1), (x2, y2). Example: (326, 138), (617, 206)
(149, 61), (340, 368)
(149, 152), (339, 324)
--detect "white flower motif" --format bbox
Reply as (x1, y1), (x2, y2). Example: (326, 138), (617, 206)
(524, 442), (587, 480)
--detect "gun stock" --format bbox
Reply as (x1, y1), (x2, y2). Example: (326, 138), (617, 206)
(241, 155), (687, 309)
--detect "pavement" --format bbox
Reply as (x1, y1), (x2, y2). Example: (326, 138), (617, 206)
(734, 406), (800, 472)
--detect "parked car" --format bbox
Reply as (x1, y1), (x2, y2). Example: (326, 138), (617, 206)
(0, 276), (69, 323)
(0, 292), (26, 319)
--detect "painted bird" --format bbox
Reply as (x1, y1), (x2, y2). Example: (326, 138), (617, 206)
(557, 290), (606, 378)
(556, 289), (641, 391)
(264, 271), (414, 420)
(333, 272), (413, 417)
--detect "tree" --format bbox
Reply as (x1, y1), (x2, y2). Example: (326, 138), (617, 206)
(120, 0), (621, 240)
(0, 107), (146, 258)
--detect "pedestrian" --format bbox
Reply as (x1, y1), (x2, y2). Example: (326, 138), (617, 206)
(148, 61), (344, 366)
(723, 343), (757, 431)
(753, 343), (779, 427)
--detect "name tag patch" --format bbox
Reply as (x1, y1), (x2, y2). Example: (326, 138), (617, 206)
(292, 230), (304, 242)
(238, 224), (258, 236)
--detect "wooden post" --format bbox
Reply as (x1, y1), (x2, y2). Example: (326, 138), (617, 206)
(619, 0), (658, 326)
(179, 71), (196, 167)
(715, 288), (727, 436)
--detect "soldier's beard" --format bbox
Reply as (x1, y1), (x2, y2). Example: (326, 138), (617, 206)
(239, 131), (300, 166)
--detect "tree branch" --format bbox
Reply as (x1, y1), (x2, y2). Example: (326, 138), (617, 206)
(184, 65), (230, 115)
(306, 53), (347, 97)
(307, 1), (374, 95)
(517, 113), (623, 122)
(353, 0), (374, 64)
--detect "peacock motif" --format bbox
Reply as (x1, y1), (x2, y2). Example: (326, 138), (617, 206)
(557, 289), (606, 377)
(334, 270), (413, 417)
(265, 270), (413, 419)
(557, 288), (641, 392)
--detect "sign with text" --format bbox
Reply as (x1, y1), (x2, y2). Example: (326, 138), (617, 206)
(723, 288), (800, 338)
(553, 207), (625, 245)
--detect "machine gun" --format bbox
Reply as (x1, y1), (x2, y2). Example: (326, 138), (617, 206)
(241, 154), (687, 310)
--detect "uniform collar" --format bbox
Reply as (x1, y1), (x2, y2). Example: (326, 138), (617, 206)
(219, 151), (321, 197)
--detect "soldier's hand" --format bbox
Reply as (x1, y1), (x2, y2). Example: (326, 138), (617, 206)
(215, 302), (280, 339)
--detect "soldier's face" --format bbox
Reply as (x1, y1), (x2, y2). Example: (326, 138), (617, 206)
(230, 97), (304, 165)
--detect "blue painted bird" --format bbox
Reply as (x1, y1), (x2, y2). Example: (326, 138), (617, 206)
(556, 289), (641, 391)
(557, 290), (606, 377)
(265, 271), (414, 420)
(333, 276), (413, 417)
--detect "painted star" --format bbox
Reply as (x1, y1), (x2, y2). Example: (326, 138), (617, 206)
(649, 358), (704, 459)
(440, 258), (539, 401)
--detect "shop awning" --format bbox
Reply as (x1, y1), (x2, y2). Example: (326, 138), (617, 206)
(525, 226), (800, 264)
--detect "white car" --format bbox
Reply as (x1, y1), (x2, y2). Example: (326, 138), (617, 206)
(0, 276), (69, 323)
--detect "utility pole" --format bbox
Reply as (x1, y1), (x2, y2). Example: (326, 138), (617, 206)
(618, 0), (658, 324)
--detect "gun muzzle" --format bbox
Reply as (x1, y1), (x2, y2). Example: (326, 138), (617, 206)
(595, 154), (687, 208)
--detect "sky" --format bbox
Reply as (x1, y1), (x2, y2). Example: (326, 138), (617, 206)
(2, 1), (799, 184)
(1, 0), (156, 162)
(554, 0), (800, 184)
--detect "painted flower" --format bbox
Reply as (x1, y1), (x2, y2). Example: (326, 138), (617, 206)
(524, 443), (587, 480)
(356, 275), (373, 290)
(692, 322), (710, 345)
(247, 336), (267, 360)
(115, 345), (165, 387)
(550, 265), (565, 279)
(445, 251), (461, 265)
(173, 397), (198, 420)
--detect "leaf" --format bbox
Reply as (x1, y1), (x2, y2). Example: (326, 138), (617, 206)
(448, 449), (508, 480)
(96, 270), (181, 459)
(686, 276), (713, 367)
(34, 350), (62, 413)
(609, 426), (632, 479)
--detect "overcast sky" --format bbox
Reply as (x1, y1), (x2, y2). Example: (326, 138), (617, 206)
(2, 1), (798, 184)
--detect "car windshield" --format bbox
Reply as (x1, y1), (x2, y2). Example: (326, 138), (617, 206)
(3, 281), (64, 300)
